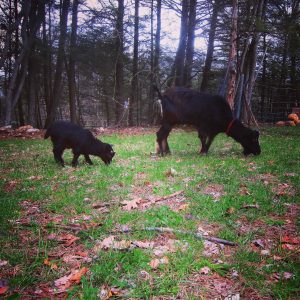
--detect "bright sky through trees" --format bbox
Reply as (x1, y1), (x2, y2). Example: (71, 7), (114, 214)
(86, 0), (207, 51)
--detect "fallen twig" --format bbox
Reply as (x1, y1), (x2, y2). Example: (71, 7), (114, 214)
(116, 226), (238, 247)
(154, 190), (184, 203)
(240, 204), (260, 209)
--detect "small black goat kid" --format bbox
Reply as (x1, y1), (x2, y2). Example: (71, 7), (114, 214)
(155, 86), (261, 156)
(44, 121), (115, 166)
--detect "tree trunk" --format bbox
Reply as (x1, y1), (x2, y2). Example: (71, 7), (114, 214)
(129, 0), (139, 126)
(170, 0), (189, 86)
(183, 0), (196, 87)
(67, 0), (79, 124)
(114, 0), (125, 125)
(150, 0), (162, 124)
(27, 48), (37, 126)
(243, 0), (264, 124)
(200, 0), (219, 92)
(45, 0), (70, 127)
(42, 5), (51, 115)
(4, 0), (46, 125)
(226, 0), (238, 109)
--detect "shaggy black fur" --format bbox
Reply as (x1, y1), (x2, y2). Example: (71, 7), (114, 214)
(44, 121), (115, 166)
(155, 86), (261, 156)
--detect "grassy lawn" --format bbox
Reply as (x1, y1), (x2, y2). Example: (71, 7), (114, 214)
(0, 126), (299, 299)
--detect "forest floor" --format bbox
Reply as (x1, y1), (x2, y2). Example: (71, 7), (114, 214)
(0, 125), (299, 299)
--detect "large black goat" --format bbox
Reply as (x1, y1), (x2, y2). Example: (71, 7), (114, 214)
(155, 86), (261, 156)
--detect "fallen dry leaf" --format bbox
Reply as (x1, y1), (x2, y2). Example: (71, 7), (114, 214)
(149, 256), (169, 269)
(70, 267), (89, 283)
(28, 175), (43, 180)
(0, 260), (8, 267)
(132, 241), (154, 249)
(98, 285), (113, 300)
(139, 270), (152, 281)
(281, 235), (300, 244)
(121, 198), (142, 211)
(200, 266), (211, 274)
(95, 236), (132, 251)
(272, 183), (295, 196)
(48, 233), (80, 246)
(175, 203), (189, 211)
(0, 286), (9, 295)
(54, 267), (89, 292)
(203, 240), (220, 257)
(44, 258), (58, 270)
(4, 180), (20, 193)
(165, 168), (178, 177)
(201, 184), (226, 201)
(282, 244), (298, 251)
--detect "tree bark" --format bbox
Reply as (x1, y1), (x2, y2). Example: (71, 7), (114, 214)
(129, 0), (139, 126)
(68, 0), (79, 124)
(200, 0), (219, 92)
(170, 0), (189, 86)
(4, 0), (46, 125)
(114, 0), (125, 125)
(226, 0), (238, 109)
(27, 47), (37, 126)
(42, 4), (51, 116)
(183, 0), (196, 87)
(45, 0), (70, 127)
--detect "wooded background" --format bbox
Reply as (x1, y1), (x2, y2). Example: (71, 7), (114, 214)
(0, 0), (299, 128)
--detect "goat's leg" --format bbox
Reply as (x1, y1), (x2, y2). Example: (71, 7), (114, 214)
(84, 154), (93, 165)
(198, 131), (207, 154)
(53, 145), (65, 166)
(156, 124), (172, 155)
(71, 149), (81, 167)
(204, 134), (216, 154)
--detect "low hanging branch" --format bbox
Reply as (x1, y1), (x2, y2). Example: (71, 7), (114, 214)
(118, 226), (238, 247)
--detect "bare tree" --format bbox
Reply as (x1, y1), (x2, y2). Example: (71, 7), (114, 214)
(200, 0), (220, 92)
(4, 0), (47, 125)
(114, 0), (125, 125)
(45, 0), (70, 127)
(67, 0), (80, 124)
(129, 0), (139, 126)
(183, 0), (196, 86)
(226, 0), (238, 109)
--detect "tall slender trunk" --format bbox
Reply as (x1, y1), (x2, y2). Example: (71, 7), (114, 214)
(67, 0), (79, 124)
(45, 0), (70, 127)
(200, 0), (219, 92)
(183, 0), (196, 87)
(170, 0), (188, 86)
(42, 8), (51, 115)
(14, 0), (25, 125)
(4, 0), (46, 125)
(129, 0), (139, 126)
(28, 48), (37, 126)
(226, 0), (238, 109)
(149, 0), (161, 124)
(114, 0), (125, 125)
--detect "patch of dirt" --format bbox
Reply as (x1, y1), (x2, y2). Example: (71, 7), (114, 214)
(0, 125), (44, 140)
(92, 126), (157, 136)
(199, 183), (227, 201)
(2, 200), (97, 299)
(178, 271), (240, 299)
(237, 203), (300, 258)
(122, 190), (188, 212)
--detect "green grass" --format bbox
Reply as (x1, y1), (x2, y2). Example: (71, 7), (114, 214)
(0, 126), (299, 299)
